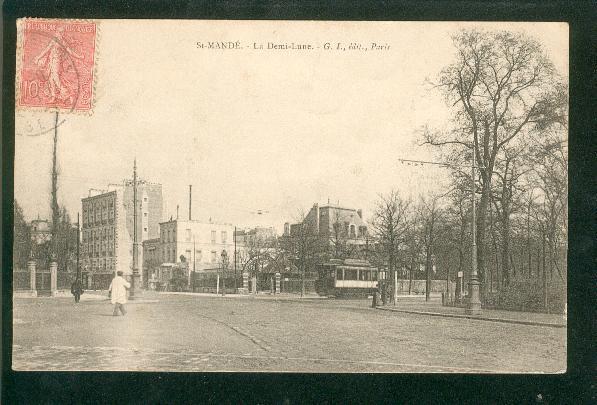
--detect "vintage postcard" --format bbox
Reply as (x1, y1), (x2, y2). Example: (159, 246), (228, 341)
(12, 20), (568, 373)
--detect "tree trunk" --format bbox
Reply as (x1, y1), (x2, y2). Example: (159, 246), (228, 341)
(501, 215), (511, 287)
(477, 184), (490, 296)
(425, 245), (431, 302)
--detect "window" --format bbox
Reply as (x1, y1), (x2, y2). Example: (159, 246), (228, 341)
(185, 229), (192, 242)
(350, 224), (356, 238)
(185, 250), (191, 261)
(144, 212), (148, 217)
(211, 230), (216, 244)
(345, 269), (358, 280)
(221, 231), (227, 244)
(336, 269), (343, 280)
(144, 227), (147, 232)
(195, 250), (202, 262)
(143, 197), (148, 202)
(211, 251), (217, 263)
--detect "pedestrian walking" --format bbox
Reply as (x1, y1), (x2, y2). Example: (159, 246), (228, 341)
(108, 271), (130, 316)
(70, 279), (84, 303)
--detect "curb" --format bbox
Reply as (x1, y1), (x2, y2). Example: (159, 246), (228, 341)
(375, 307), (566, 328)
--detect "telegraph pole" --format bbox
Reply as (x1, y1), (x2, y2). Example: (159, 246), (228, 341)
(76, 213), (80, 282)
(233, 226), (237, 290)
(130, 159), (141, 299)
(192, 238), (196, 292)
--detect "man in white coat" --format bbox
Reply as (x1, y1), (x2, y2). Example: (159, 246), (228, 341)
(109, 271), (131, 316)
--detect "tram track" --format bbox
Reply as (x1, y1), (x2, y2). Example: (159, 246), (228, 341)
(194, 312), (272, 352)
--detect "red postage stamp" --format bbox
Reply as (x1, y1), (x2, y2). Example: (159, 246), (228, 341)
(16, 19), (98, 112)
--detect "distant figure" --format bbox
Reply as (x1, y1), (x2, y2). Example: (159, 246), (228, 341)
(372, 288), (379, 308)
(108, 271), (130, 316)
(70, 279), (84, 303)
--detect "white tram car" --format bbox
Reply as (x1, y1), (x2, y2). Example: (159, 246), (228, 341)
(316, 258), (385, 298)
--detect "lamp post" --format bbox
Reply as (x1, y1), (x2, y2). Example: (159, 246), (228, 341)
(466, 150), (482, 315)
(130, 158), (141, 299)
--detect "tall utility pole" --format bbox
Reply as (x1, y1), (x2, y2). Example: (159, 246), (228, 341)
(50, 111), (60, 255)
(76, 213), (80, 282)
(192, 238), (196, 292)
(233, 226), (237, 290)
(130, 159), (141, 299)
(189, 185), (192, 220)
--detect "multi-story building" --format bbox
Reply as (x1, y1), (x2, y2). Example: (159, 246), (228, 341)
(80, 180), (163, 289)
(158, 219), (234, 270)
(286, 203), (369, 246)
(141, 219), (235, 289)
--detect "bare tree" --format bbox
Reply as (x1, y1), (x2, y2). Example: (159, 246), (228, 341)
(423, 29), (567, 294)
(416, 195), (446, 301)
(279, 212), (326, 297)
(329, 208), (355, 260)
(527, 130), (568, 281)
(372, 191), (411, 297)
(491, 148), (528, 287)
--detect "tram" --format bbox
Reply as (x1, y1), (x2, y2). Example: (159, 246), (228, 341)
(316, 258), (384, 298)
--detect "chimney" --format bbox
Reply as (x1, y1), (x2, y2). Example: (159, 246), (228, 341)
(189, 185), (192, 220)
(176, 205), (179, 219)
(357, 209), (362, 219)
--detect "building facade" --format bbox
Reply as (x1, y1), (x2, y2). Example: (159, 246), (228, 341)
(80, 180), (163, 289)
(287, 203), (369, 246)
(142, 219), (235, 289)
(30, 217), (51, 245)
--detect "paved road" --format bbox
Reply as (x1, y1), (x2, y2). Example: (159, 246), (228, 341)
(12, 293), (566, 372)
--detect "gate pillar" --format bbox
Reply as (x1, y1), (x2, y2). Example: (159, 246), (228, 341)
(242, 272), (249, 292)
(251, 275), (257, 294)
(27, 257), (37, 297)
(275, 272), (281, 295)
(50, 259), (58, 296)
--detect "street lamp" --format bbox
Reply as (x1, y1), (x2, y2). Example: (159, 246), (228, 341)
(466, 150), (482, 315)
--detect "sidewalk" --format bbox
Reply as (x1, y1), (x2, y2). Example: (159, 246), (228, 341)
(376, 299), (566, 328)
(160, 291), (327, 300)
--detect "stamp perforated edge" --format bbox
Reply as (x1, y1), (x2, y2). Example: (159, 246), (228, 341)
(15, 17), (101, 116)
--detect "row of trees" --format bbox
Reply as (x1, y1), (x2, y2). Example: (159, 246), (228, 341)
(367, 29), (567, 306)
(246, 30), (568, 307)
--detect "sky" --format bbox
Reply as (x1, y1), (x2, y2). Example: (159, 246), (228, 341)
(14, 21), (568, 233)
